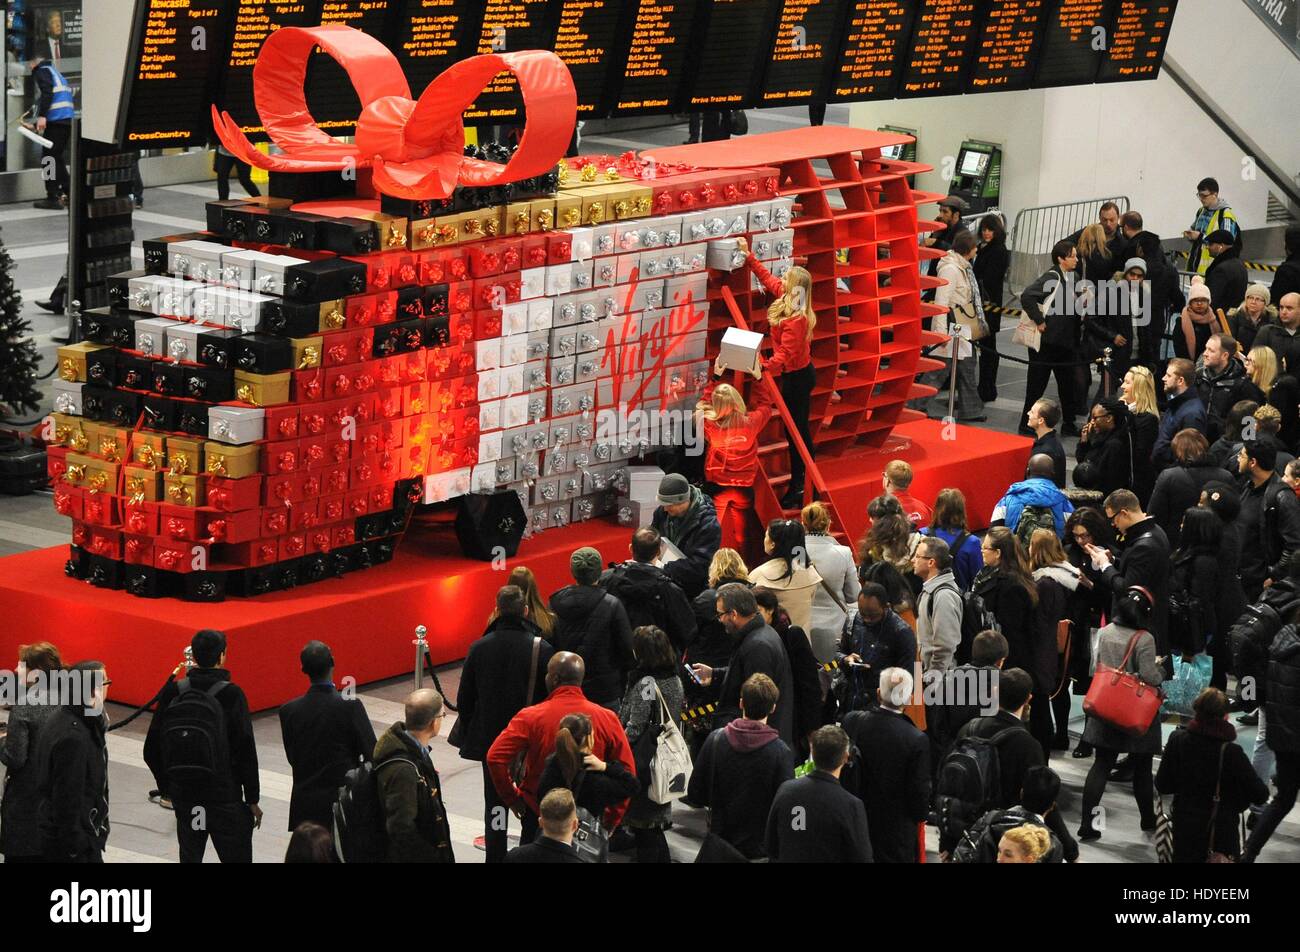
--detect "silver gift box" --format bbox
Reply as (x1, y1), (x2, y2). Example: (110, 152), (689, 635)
(52, 379), (84, 416)
(208, 405), (266, 445)
(195, 286), (273, 332)
(549, 328), (578, 361)
(133, 317), (181, 357)
(218, 249), (264, 291)
(247, 253), (312, 297)
(550, 381), (596, 418)
(168, 240), (230, 284)
(532, 475), (561, 507)
(548, 355), (577, 388)
(551, 293), (581, 328)
(165, 320), (208, 362)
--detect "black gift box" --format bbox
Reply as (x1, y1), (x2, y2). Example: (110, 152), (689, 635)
(86, 553), (124, 590)
(124, 565), (179, 599)
(183, 365), (235, 403)
(355, 513), (387, 540)
(183, 570), (227, 602)
(142, 394), (178, 431)
(422, 284), (449, 317)
(104, 389), (143, 426)
(65, 545), (89, 580)
(263, 300), (325, 338)
(152, 362), (185, 397)
(175, 400), (211, 437)
(395, 286), (424, 321)
(393, 478), (422, 514)
(272, 211), (331, 251)
(85, 348), (119, 387)
(268, 170), (356, 204)
(118, 354), (155, 391)
(205, 199), (254, 235)
(197, 327), (242, 370)
(299, 554), (331, 584)
(107, 270), (148, 309)
(80, 384), (113, 421)
(371, 321), (422, 358)
(380, 194), (454, 220)
(223, 206), (285, 244)
(283, 259), (368, 302)
(233, 333), (293, 374)
(80, 307), (141, 349)
(316, 217), (381, 255)
(229, 564), (278, 597)
(143, 233), (213, 274)
(425, 314), (450, 348)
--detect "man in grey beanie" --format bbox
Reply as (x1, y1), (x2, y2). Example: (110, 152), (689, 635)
(650, 473), (721, 599)
(547, 547), (634, 709)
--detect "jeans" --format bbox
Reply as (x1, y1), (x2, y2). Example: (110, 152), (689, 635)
(926, 353), (984, 420)
(1251, 708), (1276, 796)
(1243, 750), (1299, 861)
(781, 364), (816, 496)
(1080, 748), (1155, 835)
(173, 800), (254, 863)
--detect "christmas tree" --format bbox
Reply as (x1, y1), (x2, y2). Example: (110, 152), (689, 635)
(0, 238), (41, 420)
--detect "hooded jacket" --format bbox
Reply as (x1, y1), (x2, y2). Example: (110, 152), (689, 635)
(991, 477), (1074, 538)
(549, 584), (634, 705)
(686, 718), (795, 859)
(652, 486), (722, 598)
(373, 722), (454, 863)
(599, 560), (698, 653)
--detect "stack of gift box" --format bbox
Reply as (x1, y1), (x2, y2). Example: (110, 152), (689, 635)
(45, 153), (795, 598)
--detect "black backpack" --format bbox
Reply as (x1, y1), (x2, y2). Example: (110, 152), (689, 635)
(932, 726), (1021, 845)
(333, 755), (420, 863)
(160, 679), (231, 789)
(1229, 581), (1300, 708)
(926, 579), (995, 666)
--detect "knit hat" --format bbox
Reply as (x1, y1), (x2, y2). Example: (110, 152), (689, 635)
(1245, 282), (1271, 303)
(1188, 279), (1212, 302)
(570, 547), (603, 585)
(1123, 257), (1147, 274)
(656, 473), (692, 506)
(1205, 229), (1236, 246)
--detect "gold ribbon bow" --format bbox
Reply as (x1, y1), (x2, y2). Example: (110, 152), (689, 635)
(207, 455), (228, 477)
(417, 224), (436, 245)
(99, 438), (120, 462)
(585, 205), (604, 225)
(69, 431), (88, 452)
(323, 309), (346, 330)
(126, 476), (146, 505)
(562, 207), (580, 228)
(166, 482), (192, 505)
(634, 196), (652, 214)
(387, 222), (407, 249)
(237, 384), (257, 405)
(299, 346), (320, 369)
(59, 357), (78, 381)
(580, 163), (597, 182)
(135, 443), (156, 467)
(168, 454), (189, 476)
(86, 471), (109, 495)
(463, 218), (483, 236)
(64, 464), (86, 485)
(484, 217), (500, 237)
(556, 161), (569, 185)
(514, 211), (530, 233)
(614, 200), (629, 219)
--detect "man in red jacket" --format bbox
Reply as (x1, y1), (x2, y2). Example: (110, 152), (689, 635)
(486, 652), (636, 845)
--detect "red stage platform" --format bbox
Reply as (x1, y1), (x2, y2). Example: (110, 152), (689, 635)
(0, 419), (1027, 712)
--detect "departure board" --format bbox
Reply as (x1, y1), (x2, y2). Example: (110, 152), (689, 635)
(220, 0), (323, 135)
(899, 0), (983, 98)
(1096, 0), (1177, 82)
(392, 0), (482, 94)
(553, 0), (625, 115)
(1033, 0), (1111, 87)
(464, 0), (555, 121)
(121, 0), (229, 148)
(688, 0), (783, 108)
(969, 0), (1047, 91)
(612, 0), (704, 114)
(760, 0), (845, 106)
(306, 1), (398, 132)
(828, 1), (916, 102)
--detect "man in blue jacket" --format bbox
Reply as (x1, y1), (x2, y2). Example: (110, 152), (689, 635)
(27, 55), (73, 209)
(990, 455), (1075, 538)
(1152, 358), (1208, 470)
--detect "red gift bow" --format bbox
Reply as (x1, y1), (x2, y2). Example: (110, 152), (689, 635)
(211, 24), (577, 200)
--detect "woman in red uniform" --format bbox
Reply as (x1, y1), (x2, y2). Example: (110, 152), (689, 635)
(695, 366), (773, 565)
(736, 237), (817, 509)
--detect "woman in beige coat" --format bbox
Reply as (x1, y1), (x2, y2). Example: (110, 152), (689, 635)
(749, 518), (822, 635)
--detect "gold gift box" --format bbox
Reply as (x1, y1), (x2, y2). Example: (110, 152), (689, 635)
(233, 370), (292, 407)
(163, 435), (204, 476)
(610, 184), (653, 220)
(90, 424), (130, 464)
(461, 206), (502, 241)
(56, 342), (109, 383)
(131, 432), (167, 470)
(64, 452), (118, 493)
(569, 188), (612, 226)
(505, 201), (533, 236)
(353, 211), (409, 251)
(290, 336), (323, 370)
(49, 412), (90, 451)
(554, 194), (583, 230)
(243, 196), (294, 209)
(204, 441), (261, 479)
(164, 472), (206, 508)
(410, 214), (463, 251)
(123, 466), (163, 502)
(529, 198), (557, 232)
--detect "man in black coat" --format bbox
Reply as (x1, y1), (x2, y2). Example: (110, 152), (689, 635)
(549, 547), (634, 708)
(1203, 230), (1248, 313)
(278, 641), (376, 831)
(952, 668), (1045, 818)
(1087, 490), (1172, 654)
(1195, 333), (1247, 444)
(456, 584), (554, 863)
(1028, 398), (1067, 488)
(650, 474), (722, 598)
(691, 583), (794, 746)
(1242, 622), (1300, 862)
(841, 668), (931, 862)
(504, 789), (583, 864)
(600, 527), (698, 653)
(34, 660), (110, 863)
(1237, 439), (1300, 601)
(765, 725), (873, 862)
(143, 629), (262, 863)
(1020, 240), (1083, 435)
(927, 631), (1008, 755)
(1271, 227), (1300, 306)
(1253, 293), (1300, 375)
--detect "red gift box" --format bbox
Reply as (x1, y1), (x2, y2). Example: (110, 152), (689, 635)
(467, 241), (505, 279)
(447, 281), (474, 314)
(300, 434), (330, 468)
(299, 405), (329, 436)
(122, 500), (160, 536)
(448, 311), (475, 346)
(279, 532), (308, 560)
(154, 538), (209, 573)
(392, 252), (419, 289)
(263, 473), (303, 506)
(220, 537), (281, 568)
(547, 232), (573, 264)
(85, 525), (123, 560)
(307, 526), (336, 554)
(319, 494), (346, 524)
(81, 490), (120, 528)
(521, 235), (548, 269)
(53, 484), (84, 520)
(402, 381), (429, 416)
(47, 444), (69, 480)
(376, 354), (402, 386)
(205, 508), (261, 544)
(206, 475), (263, 513)
(324, 364), (359, 399)
(293, 368), (324, 402)
(123, 534), (154, 566)
(345, 489), (371, 518)
(417, 249), (447, 284)
(159, 503), (206, 543)
(474, 308), (502, 339)
(446, 250), (469, 282)
(399, 349), (427, 383)
(500, 238), (523, 273)
(299, 470), (323, 499)
(327, 435), (353, 466)
(293, 497), (322, 530)
(263, 438), (301, 475)
(322, 463), (350, 495)
(261, 506), (291, 537)
(346, 291), (389, 328)
(264, 404), (300, 440)
(345, 252), (396, 292)
(332, 524), (357, 548)
(375, 387), (403, 419)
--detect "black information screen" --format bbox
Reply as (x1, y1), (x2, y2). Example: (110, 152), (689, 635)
(220, 0), (323, 135)
(759, 0), (845, 106)
(899, 0), (983, 98)
(392, 0), (483, 94)
(464, 0), (555, 121)
(969, 0), (1047, 91)
(552, 0), (625, 115)
(305, 0), (399, 132)
(1097, 0), (1177, 82)
(1033, 0), (1112, 87)
(688, 0), (783, 108)
(121, 0), (229, 148)
(828, 1), (916, 102)
(612, 0), (703, 115)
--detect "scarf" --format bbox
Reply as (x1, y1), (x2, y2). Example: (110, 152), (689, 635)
(1033, 562), (1082, 592)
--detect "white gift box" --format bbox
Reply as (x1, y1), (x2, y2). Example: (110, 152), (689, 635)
(519, 267), (547, 300)
(677, 242), (708, 274)
(593, 257), (619, 288)
(127, 275), (191, 317)
(629, 278), (667, 312)
(614, 219), (644, 252)
(533, 476), (561, 507)
(558, 472), (583, 499)
(665, 273), (709, 310)
(169, 240), (229, 283)
(582, 464), (614, 495)
(424, 467), (472, 504)
(208, 405), (266, 445)
(248, 253), (311, 297)
(501, 301), (530, 336)
(575, 353), (603, 383)
(571, 417), (596, 444)
(542, 445), (571, 477)
(500, 333), (528, 368)
(133, 317), (181, 357)
(545, 263), (574, 297)
(471, 464), (498, 494)
(616, 252), (642, 285)
(475, 338), (501, 371)
(479, 399), (502, 432)
(627, 465), (665, 504)
(494, 457), (518, 485)
(680, 212), (710, 244)
(750, 234), (776, 260)
(637, 250), (671, 281)
(500, 364), (526, 397)
(548, 418), (577, 446)
(218, 249), (263, 291)
(478, 430), (502, 464)
(165, 321), (208, 362)
(52, 379), (83, 416)
(678, 329), (708, 362)
(477, 367), (503, 402)
(196, 286), (274, 332)
(549, 356), (577, 388)
(502, 425), (532, 459)
(707, 238), (748, 271)
(501, 394), (531, 429)
(527, 297), (553, 331)
(615, 496), (654, 528)
(521, 357), (549, 392)
(767, 228), (795, 259)
(567, 227), (595, 262)
(719, 326), (764, 374)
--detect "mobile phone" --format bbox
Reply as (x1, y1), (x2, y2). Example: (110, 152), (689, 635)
(684, 664), (702, 685)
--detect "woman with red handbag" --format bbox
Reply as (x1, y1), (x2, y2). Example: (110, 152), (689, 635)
(1077, 585), (1166, 841)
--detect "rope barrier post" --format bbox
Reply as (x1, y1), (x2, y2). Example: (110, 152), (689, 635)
(946, 321), (959, 422)
(413, 624), (428, 690)
(1101, 346), (1113, 399)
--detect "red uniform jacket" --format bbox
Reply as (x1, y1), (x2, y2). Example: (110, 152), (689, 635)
(700, 380), (776, 487)
(749, 253), (811, 376)
(485, 684), (637, 826)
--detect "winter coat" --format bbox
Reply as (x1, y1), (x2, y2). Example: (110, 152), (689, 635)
(1131, 411), (1160, 503)
(1238, 472), (1300, 587)
(0, 685), (59, 858)
(1032, 563), (1084, 692)
(765, 771), (874, 863)
(973, 568), (1040, 683)
(841, 707), (930, 863)
(1227, 303), (1278, 354)
(1082, 623), (1166, 753)
(714, 615), (795, 746)
(619, 671), (685, 828)
(920, 526), (984, 590)
(1153, 388), (1209, 470)
(278, 682), (377, 830)
(973, 237), (1008, 308)
(549, 584), (635, 705)
(956, 711), (1045, 811)
(778, 623), (827, 744)
(1156, 718), (1268, 862)
(536, 756), (640, 829)
(935, 249), (987, 339)
(1169, 546), (1220, 656)
(33, 706), (110, 861)
(454, 615), (553, 762)
(1205, 248), (1248, 313)
(1271, 253), (1300, 306)
(1020, 266), (1077, 349)
(991, 477), (1074, 538)
(803, 532), (861, 663)
(1252, 323), (1300, 376)
(688, 582), (748, 671)
(372, 723), (454, 863)
(687, 719), (795, 858)
(1075, 422), (1135, 497)
(749, 559), (823, 635)
(652, 486), (722, 598)
(952, 805), (1066, 864)
(1264, 624), (1300, 754)
(837, 608), (917, 712)
(1148, 460), (1236, 547)
(1196, 358), (1247, 444)
(1099, 516), (1172, 653)
(599, 560), (698, 653)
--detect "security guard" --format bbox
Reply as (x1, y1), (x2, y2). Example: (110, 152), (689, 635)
(28, 55), (74, 210)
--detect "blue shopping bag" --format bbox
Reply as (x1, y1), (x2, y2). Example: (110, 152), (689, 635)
(1160, 653), (1213, 717)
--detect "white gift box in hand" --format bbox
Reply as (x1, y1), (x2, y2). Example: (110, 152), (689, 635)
(718, 326), (764, 375)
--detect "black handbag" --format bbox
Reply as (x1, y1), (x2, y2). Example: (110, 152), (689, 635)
(729, 110), (748, 136)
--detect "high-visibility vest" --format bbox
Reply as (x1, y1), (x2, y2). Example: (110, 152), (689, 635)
(40, 63), (75, 122)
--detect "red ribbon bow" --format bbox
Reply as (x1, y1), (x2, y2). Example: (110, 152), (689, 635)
(211, 25), (577, 200)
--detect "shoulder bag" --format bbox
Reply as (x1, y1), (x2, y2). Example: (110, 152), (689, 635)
(1083, 629), (1162, 735)
(1206, 742), (1237, 863)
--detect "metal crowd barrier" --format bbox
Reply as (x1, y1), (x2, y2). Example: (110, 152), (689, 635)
(1007, 196), (1131, 297)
